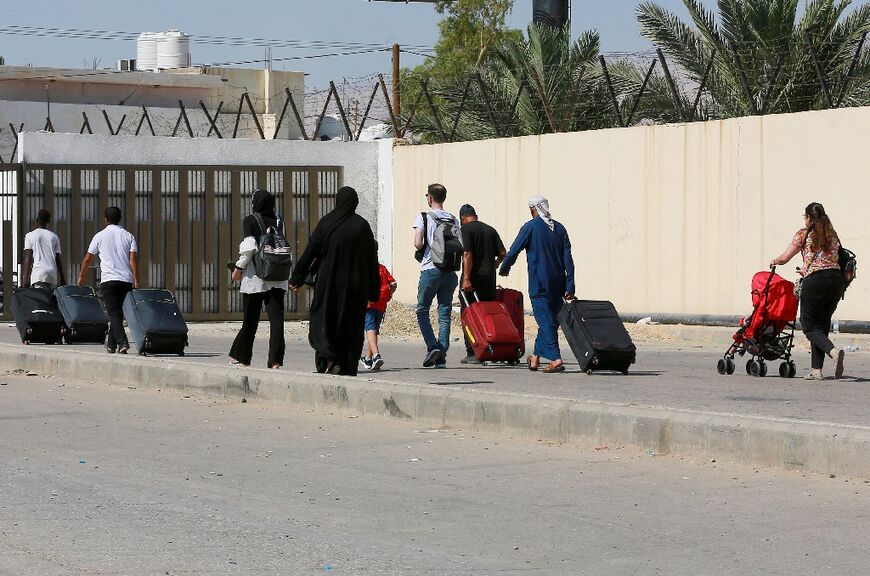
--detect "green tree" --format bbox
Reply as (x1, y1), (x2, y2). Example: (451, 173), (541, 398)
(405, 24), (686, 142)
(428, 0), (521, 79)
(398, 0), (521, 140)
(637, 0), (870, 117)
(402, 0), (521, 99)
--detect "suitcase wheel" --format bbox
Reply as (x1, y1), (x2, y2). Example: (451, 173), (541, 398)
(138, 351), (147, 356)
(622, 369), (629, 375)
(585, 368), (593, 375)
(23, 340), (29, 345)
(178, 351), (185, 357)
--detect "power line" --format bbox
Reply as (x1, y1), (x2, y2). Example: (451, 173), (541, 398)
(0, 25), (436, 52)
(207, 48), (391, 68)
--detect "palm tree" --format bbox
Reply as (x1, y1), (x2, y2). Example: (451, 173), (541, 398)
(404, 24), (692, 142)
(637, 0), (870, 117)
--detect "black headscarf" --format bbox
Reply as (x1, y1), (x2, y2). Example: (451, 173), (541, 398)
(244, 188), (282, 241)
(252, 188), (276, 215)
(311, 186), (359, 242)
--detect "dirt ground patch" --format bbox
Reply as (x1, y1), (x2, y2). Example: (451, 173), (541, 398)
(183, 302), (825, 350)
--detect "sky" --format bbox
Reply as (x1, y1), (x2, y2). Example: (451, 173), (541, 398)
(0, 0), (697, 89)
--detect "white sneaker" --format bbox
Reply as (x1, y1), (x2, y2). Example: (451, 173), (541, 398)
(371, 354), (384, 371)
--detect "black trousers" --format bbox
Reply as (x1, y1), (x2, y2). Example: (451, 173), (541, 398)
(101, 281), (133, 350)
(460, 284), (497, 357)
(800, 269), (844, 370)
(229, 289), (286, 367)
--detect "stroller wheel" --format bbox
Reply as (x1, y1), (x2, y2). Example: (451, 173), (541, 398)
(758, 361), (768, 377)
(717, 359), (727, 375)
(748, 360), (761, 377)
(779, 362), (791, 378)
(726, 358), (736, 375)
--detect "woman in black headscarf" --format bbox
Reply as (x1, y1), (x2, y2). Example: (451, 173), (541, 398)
(290, 186), (379, 376)
(229, 188), (288, 369)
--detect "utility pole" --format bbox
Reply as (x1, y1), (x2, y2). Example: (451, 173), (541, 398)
(45, 83), (53, 132)
(392, 43), (401, 118)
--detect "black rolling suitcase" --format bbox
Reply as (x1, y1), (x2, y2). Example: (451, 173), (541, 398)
(558, 300), (636, 375)
(123, 289), (188, 356)
(55, 285), (108, 344)
(11, 287), (65, 344)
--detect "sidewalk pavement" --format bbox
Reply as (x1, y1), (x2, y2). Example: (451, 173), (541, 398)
(2, 322), (870, 478)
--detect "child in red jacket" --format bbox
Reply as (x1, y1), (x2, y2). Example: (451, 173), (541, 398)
(360, 263), (397, 371)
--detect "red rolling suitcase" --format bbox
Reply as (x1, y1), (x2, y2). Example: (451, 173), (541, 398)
(460, 292), (523, 364)
(495, 287), (525, 357)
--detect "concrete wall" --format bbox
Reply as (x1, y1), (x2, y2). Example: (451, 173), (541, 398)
(390, 107), (870, 321)
(0, 66), (306, 161)
(19, 132), (383, 239)
(194, 68), (305, 117)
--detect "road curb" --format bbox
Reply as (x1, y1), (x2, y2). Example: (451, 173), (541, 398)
(3, 343), (869, 478)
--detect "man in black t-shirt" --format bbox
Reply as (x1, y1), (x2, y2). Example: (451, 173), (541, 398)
(459, 204), (506, 364)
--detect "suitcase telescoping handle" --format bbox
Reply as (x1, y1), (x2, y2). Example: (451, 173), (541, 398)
(459, 290), (480, 307)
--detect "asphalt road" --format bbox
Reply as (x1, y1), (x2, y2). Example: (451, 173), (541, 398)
(5, 321), (870, 427)
(2, 372), (869, 575)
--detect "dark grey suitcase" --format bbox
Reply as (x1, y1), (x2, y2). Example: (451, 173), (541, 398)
(558, 300), (636, 375)
(11, 287), (65, 344)
(122, 289), (188, 356)
(55, 285), (108, 344)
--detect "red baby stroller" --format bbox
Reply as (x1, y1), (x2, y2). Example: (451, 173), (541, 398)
(717, 267), (798, 378)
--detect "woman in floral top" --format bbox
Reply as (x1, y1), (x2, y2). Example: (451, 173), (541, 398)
(770, 202), (845, 380)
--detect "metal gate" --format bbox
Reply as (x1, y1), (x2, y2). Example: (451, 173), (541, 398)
(0, 163), (342, 321)
(0, 166), (19, 320)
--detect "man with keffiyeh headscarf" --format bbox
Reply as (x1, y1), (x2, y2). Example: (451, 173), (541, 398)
(499, 196), (575, 373)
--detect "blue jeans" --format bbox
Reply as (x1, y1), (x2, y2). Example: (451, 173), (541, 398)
(416, 268), (458, 355)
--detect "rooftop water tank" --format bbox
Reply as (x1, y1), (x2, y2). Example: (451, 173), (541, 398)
(137, 32), (159, 72)
(157, 30), (191, 70)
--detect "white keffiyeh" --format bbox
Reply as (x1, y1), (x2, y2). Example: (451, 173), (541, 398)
(528, 196), (555, 231)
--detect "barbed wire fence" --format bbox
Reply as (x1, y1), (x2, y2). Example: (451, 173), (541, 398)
(0, 30), (866, 161)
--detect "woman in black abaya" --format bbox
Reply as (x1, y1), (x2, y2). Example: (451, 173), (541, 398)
(290, 186), (380, 376)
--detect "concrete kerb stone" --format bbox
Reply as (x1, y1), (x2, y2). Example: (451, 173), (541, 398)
(4, 342), (870, 478)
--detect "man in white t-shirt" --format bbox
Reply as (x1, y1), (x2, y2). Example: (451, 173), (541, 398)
(412, 183), (460, 368)
(22, 209), (65, 289)
(78, 206), (140, 354)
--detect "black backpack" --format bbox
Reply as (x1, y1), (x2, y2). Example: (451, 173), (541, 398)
(253, 214), (292, 281)
(839, 244), (857, 298)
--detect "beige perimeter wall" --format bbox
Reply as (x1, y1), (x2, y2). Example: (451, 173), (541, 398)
(391, 106), (870, 320)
